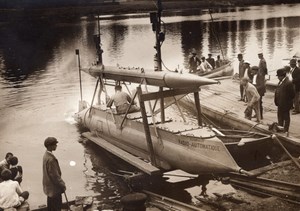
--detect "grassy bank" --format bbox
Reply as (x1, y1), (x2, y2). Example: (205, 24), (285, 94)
(0, 0), (298, 22)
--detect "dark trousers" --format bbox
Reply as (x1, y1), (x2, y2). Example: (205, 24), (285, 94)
(277, 107), (290, 132)
(259, 96), (263, 119)
(294, 91), (300, 112)
(240, 84), (244, 99)
(47, 194), (62, 211)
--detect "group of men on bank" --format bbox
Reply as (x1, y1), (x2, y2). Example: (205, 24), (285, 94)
(238, 53), (300, 132)
(0, 137), (66, 211)
(188, 49), (225, 74)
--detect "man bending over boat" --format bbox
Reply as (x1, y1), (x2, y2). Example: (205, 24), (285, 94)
(241, 77), (261, 123)
(107, 85), (140, 114)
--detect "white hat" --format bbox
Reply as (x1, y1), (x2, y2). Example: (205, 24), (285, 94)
(244, 60), (250, 64)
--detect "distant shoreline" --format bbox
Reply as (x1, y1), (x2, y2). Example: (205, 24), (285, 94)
(0, 0), (298, 22)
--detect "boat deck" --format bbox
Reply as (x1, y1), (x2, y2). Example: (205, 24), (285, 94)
(197, 78), (300, 139)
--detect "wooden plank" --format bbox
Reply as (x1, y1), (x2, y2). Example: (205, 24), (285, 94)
(194, 91), (202, 126)
(82, 132), (161, 176)
(137, 86), (157, 167)
(249, 160), (293, 177)
(140, 87), (200, 101)
(144, 190), (204, 211)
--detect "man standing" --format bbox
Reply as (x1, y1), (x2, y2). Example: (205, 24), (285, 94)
(258, 53), (268, 76)
(274, 69), (295, 132)
(206, 54), (215, 69)
(251, 66), (266, 119)
(238, 54), (245, 101)
(188, 49), (201, 73)
(215, 55), (223, 68)
(241, 77), (261, 122)
(43, 137), (66, 211)
(289, 59), (300, 114)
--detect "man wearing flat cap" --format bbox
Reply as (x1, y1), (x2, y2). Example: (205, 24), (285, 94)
(289, 59), (300, 114)
(43, 137), (66, 211)
(274, 69), (295, 132)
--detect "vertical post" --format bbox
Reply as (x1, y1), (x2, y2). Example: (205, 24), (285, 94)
(75, 49), (83, 101)
(156, 0), (162, 71)
(96, 14), (103, 65)
(90, 77), (100, 108)
(159, 87), (165, 123)
(137, 86), (157, 166)
(155, 0), (164, 123)
(194, 91), (203, 126)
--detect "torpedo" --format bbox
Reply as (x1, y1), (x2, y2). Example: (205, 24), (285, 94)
(81, 65), (219, 88)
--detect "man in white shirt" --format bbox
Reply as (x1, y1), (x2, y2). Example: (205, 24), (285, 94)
(0, 169), (29, 209)
(199, 56), (213, 73)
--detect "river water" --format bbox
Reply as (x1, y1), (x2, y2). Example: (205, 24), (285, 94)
(0, 3), (299, 208)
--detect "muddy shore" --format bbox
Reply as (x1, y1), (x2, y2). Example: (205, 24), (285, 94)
(0, 0), (298, 22)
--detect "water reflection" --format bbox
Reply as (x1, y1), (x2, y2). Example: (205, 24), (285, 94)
(0, 4), (299, 85)
(0, 22), (52, 83)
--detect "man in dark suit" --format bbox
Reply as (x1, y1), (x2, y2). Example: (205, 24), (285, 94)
(238, 53), (245, 101)
(274, 68), (295, 132)
(188, 49), (201, 73)
(43, 137), (66, 211)
(251, 66), (266, 119)
(258, 53), (268, 76)
(206, 54), (215, 69)
(290, 59), (300, 114)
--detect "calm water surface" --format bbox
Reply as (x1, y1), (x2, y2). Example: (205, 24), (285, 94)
(0, 3), (299, 208)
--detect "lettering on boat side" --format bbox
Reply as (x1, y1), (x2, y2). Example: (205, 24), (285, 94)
(178, 140), (220, 151)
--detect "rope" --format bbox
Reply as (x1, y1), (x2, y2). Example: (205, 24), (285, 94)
(208, 9), (225, 60)
(161, 59), (174, 72)
(247, 122), (261, 132)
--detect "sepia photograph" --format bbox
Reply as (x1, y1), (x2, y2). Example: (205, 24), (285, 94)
(0, 0), (299, 210)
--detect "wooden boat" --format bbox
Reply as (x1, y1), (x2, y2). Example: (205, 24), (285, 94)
(213, 129), (271, 150)
(198, 60), (234, 79)
(212, 129), (273, 167)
